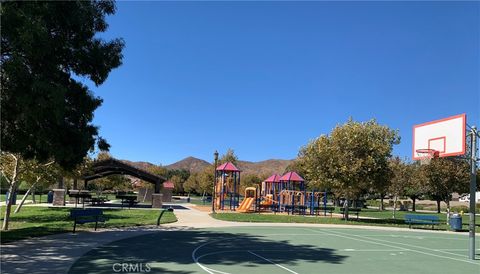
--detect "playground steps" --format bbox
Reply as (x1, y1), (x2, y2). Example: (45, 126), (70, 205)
(237, 197), (254, 212)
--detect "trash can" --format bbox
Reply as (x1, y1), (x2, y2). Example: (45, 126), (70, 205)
(5, 191), (17, 205)
(449, 214), (462, 231)
(47, 191), (54, 203)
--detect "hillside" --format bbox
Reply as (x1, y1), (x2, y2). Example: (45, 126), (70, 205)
(237, 159), (292, 176)
(166, 157), (293, 176)
(122, 156), (294, 177)
(164, 156), (211, 173)
(121, 160), (156, 171)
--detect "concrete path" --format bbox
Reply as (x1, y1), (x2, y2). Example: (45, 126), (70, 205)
(0, 204), (471, 274)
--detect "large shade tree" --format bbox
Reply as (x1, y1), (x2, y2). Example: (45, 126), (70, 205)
(298, 119), (400, 219)
(421, 157), (470, 215)
(0, 0), (124, 230)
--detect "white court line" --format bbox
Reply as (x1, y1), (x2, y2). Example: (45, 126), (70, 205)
(191, 238), (232, 274)
(248, 251), (299, 274)
(330, 229), (480, 263)
(354, 234), (470, 241)
(304, 228), (479, 265)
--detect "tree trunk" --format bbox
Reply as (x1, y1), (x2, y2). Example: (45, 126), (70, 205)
(436, 199), (441, 213)
(31, 188), (36, 203)
(411, 197), (416, 212)
(57, 176), (64, 189)
(2, 155), (19, 231)
(15, 180), (39, 214)
(73, 178), (78, 190)
(14, 188), (32, 214)
(2, 184), (15, 231)
(344, 198), (350, 220)
(446, 200), (451, 223)
(380, 195), (384, 211)
(393, 196), (398, 219)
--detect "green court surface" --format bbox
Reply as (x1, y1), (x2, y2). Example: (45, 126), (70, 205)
(69, 226), (480, 274)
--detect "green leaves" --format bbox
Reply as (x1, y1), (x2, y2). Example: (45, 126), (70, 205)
(1, 1), (124, 170)
(298, 119), (400, 198)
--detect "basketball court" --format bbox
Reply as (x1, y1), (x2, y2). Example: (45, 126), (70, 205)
(68, 226), (479, 274)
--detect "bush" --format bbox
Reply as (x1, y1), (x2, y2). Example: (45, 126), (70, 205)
(450, 205), (469, 213)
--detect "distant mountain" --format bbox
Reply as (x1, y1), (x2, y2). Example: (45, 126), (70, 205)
(122, 156), (294, 177)
(165, 157), (211, 173)
(165, 157), (293, 176)
(121, 160), (156, 171)
(237, 159), (293, 176)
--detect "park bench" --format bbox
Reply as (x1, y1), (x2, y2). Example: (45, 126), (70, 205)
(314, 206), (335, 217)
(404, 214), (440, 229)
(70, 208), (105, 233)
(340, 207), (362, 220)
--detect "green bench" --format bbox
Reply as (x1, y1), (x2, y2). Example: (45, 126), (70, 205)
(404, 214), (440, 229)
(70, 208), (105, 233)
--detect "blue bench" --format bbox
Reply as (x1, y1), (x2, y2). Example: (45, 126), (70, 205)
(404, 214), (440, 229)
(70, 208), (105, 233)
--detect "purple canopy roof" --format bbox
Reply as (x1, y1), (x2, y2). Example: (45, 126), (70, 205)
(264, 174), (281, 183)
(216, 162), (240, 172)
(279, 171), (304, 182)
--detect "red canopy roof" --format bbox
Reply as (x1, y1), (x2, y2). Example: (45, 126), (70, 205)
(264, 174), (281, 183)
(216, 162), (240, 172)
(163, 181), (174, 189)
(279, 171), (304, 182)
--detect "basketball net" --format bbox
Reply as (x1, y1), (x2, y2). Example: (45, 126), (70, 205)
(415, 149), (439, 165)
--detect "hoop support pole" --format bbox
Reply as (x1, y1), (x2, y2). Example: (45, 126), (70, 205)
(469, 126), (477, 260)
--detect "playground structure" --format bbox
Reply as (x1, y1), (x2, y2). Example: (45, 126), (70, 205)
(229, 171), (329, 215)
(214, 162), (241, 210)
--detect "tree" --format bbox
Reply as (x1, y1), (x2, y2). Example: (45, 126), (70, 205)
(1, 1), (123, 169)
(170, 175), (185, 194)
(219, 149), (239, 165)
(14, 160), (60, 214)
(184, 173), (200, 194)
(404, 163), (424, 212)
(197, 166), (215, 195)
(297, 119), (400, 219)
(388, 157), (410, 219)
(240, 173), (265, 194)
(0, 1), (123, 230)
(421, 158), (470, 215)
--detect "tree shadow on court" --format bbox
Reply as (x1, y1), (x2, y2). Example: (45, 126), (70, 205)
(68, 229), (348, 274)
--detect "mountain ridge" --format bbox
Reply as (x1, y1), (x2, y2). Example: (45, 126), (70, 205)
(123, 156), (293, 176)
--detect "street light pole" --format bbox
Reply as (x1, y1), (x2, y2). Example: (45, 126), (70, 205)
(212, 150), (219, 213)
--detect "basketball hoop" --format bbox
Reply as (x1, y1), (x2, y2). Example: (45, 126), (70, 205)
(415, 149), (439, 165)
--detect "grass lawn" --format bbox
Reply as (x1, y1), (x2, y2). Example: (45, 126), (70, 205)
(0, 194), (50, 203)
(211, 209), (480, 232)
(0, 205), (177, 243)
(188, 195), (211, 206)
(0, 193), (120, 203)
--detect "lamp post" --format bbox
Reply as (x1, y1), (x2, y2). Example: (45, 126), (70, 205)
(212, 150), (219, 213)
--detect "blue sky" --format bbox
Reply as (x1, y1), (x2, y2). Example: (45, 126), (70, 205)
(87, 1), (479, 165)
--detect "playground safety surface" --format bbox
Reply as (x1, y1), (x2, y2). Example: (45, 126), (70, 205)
(68, 226), (480, 274)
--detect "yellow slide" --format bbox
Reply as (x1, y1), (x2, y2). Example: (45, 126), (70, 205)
(237, 197), (254, 212)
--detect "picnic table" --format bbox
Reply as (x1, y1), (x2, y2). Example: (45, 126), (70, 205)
(68, 191), (92, 208)
(116, 194), (138, 209)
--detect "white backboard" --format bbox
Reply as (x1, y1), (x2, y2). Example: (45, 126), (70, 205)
(412, 114), (466, 160)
